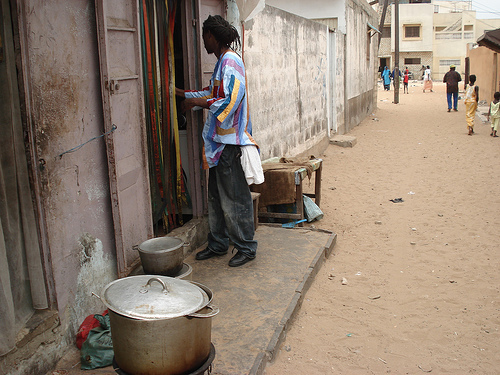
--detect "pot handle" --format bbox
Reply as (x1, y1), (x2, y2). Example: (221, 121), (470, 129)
(140, 277), (169, 294)
(187, 304), (219, 319)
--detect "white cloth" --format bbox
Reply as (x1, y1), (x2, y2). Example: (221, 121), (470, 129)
(424, 68), (431, 81)
(240, 145), (264, 185)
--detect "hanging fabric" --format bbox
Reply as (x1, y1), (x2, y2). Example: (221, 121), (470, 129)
(139, 0), (188, 234)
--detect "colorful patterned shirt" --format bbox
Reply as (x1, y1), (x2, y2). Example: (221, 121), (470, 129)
(185, 51), (256, 168)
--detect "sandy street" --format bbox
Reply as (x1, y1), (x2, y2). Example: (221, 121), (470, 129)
(264, 81), (500, 374)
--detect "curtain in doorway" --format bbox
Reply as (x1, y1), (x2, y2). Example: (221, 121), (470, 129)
(139, 0), (189, 234)
(0, 0), (48, 356)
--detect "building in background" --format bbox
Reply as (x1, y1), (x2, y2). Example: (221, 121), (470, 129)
(378, 0), (500, 82)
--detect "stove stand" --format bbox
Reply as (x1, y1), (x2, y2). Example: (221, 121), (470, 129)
(113, 343), (216, 375)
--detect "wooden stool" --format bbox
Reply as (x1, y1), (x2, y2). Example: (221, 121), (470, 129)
(251, 192), (261, 230)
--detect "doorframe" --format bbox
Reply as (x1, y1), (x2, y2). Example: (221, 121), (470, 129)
(178, 0), (227, 218)
(181, 0), (205, 218)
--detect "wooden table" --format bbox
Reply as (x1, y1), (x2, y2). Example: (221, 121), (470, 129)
(256, 159), (322, 226)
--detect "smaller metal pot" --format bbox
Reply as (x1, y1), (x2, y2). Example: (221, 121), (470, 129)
(135, 237), (184, 276)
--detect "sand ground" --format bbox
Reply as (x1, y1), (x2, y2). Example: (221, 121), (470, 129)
(264, 81), (500, 374)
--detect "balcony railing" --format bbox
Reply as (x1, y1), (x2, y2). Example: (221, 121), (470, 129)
(435, 32), (462, 39)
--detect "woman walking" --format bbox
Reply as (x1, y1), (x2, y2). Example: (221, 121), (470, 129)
(423, 65), (433, 92)
(381, 66), (391, 91)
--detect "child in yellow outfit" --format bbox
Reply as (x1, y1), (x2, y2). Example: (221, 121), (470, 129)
(488, 92), (500, 137)
(464, 75), (479, 136)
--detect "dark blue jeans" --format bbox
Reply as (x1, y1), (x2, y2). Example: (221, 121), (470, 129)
(447, 92), (458, 110)
(207, 145), (257, 258)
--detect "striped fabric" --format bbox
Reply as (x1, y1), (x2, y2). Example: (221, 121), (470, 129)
(185, 51), (257, 167)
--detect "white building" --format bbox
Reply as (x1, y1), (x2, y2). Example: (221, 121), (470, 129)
(378, 0), (500, 81)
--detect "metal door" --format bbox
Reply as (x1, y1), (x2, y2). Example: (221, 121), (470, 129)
(96, 0), (153, 278)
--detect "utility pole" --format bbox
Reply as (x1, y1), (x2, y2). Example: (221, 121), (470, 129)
(378, 0), (390, 49)
(394, 0), (400, 104)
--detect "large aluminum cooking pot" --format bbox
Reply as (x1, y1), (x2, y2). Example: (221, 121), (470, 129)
(100, 275), (219, 375)
(135, 237), (185, 276)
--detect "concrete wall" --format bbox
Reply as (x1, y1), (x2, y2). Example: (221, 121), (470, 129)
(394, 4), (434, 53)
(433, 12), (472, 79)
(345, 0), (378, 133)
(266, 0), (347, 33)
(3, 2), (118, 373)
(432, 13), (500, 80)
(335, 31), (346, 134)
(243, 5), (329, 159)
(21, 0), (116, 328)
(467, 45), (500, 103)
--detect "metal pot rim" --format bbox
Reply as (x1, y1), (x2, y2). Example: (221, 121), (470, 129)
(101, 276), (210, 320)
(138, 236), (184, 254)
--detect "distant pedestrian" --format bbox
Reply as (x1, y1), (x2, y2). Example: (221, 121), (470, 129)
(487, 91), (500, 137)
(403, 68), (409, 94)
(443, 65), (462, 112)
(392, 66), (402, 89)
(381, 66), (391, 91)
(464, 75), (479, 136)
(423, 65), (433, 92)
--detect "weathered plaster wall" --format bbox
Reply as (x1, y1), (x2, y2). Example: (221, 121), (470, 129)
(467, 45), (500, 103)
(244, 5), (329, 159)
(22, 0), (116, 340)
(345, 0), (378, 133)
(395, 4), (434, 53)
(266, 0), (347, 34)
(335, 31), (346, 134)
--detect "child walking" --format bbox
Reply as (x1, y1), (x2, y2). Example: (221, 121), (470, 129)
(403, 68), (409, 94)
(464, 74), (479, 136)
(488, 91), (500, 137)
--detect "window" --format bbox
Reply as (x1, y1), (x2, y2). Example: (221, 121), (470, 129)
(434, 5), (439, 13)
(382, 26), (391, 38)
(404, 25), (421, 38)
(440, 59), (460, 66)
(404, 58), (421, 65)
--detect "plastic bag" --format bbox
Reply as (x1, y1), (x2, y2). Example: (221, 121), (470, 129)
(303, 195), (323, 222)
(76, 310), (108, 349)
(80, 314), (114, 370)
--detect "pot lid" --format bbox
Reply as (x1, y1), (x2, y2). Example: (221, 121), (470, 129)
(101, 276), (209, 320)
(138, 237), (183, 254)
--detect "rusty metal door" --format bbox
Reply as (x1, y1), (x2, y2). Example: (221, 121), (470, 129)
(96, 0), (153, 278)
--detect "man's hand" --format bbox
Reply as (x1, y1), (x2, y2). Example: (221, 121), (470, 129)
(180, 97), (209, 113)
(175, 87), (185, 97)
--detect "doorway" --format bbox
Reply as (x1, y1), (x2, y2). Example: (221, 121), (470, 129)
(138, 0), (225, 236)
(139, 0), (194, 236)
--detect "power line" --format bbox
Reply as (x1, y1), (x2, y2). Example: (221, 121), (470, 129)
(472, 0), (500, 16)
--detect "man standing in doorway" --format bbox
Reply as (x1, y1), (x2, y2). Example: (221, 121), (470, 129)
(176, 15), (258, 267)
(443, 65), (462, 112)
